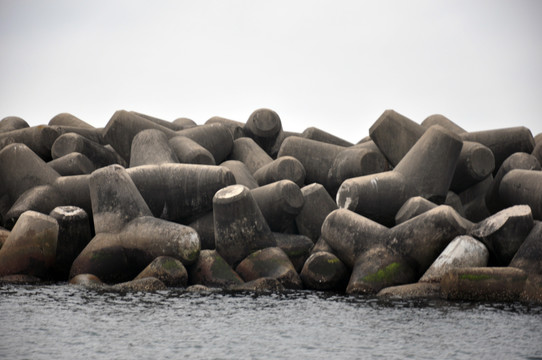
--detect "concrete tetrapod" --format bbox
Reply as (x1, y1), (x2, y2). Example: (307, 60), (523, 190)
(0, 125), (61, 161)
(302, 127), (353, 147)
(48, 152), (95, 176)
(175, 123), (233, 164)
(70, 216), (200, 283)
(213, 184), (276, 267)
(485, 152), (541, 214)
(499, 169), (542, 220)
(387, 205), (473, 277)
(250, 180), (304, 233)
(419, 235), (489, 283)
(509, 221), (542, 276)
(273, 232), (314, 272)
(321, 208), (390, 269)
(52, 132), (126, 168)
(102, 110), (176, 162)
(169, 136), (215, 165)
(394, 196), (437, 225)
(440, 267), (528, 302)
(89, 164), (153, 234)
(244, 108), (283, 156)
(369, 109), (425, 166)
(300, 251), (348, 291)
(235, 247), (302, 290)
(0, 143), (60, 205)
(337, 126), (463, 225)
(3, 174), (92, 230)
(205, 116), (245, 140)
(460, 126), (535, 174)
(220, 160), (259, 189)
(229, 137), (273, 174)
(126, 163), (235, 221)
(327, 141), (389, 194)
(421, 114), (467, 134)
(134, 256), (188, 287)
(188, 249), (244, 288)
(469, 205), (533, 265)
(346, 245), (417, 295)
(49, 206), (92, 281)
(0, 116), (29, 132)
(277, 136), (346, 193)
(459, 175), (493, 222)
(129, 129), (179, 167)
(0, 211), (59, 278)
(295, 183), (338, 242)
(450, 141), (495, 192)
(49, 112), (95, 129)
(253, 156), (306, 187)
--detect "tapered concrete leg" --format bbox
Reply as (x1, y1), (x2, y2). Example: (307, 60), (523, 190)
(213, 184), (276, 267)
(321, 209), (390, 268)
(130, 129), (178, 166)
(295, 183), (338, 242)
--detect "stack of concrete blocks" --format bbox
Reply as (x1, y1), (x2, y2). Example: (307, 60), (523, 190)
(0, 108), (540, 302)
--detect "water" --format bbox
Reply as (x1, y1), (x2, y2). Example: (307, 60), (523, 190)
(1, 284), (541, 360)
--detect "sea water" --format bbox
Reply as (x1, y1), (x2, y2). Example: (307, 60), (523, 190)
(1, 284), (541, 359)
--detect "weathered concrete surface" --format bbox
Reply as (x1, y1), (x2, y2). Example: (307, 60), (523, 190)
(300, 251), (348, 291)
(244, 108), (283, 156)
(253, 156), (306, 187)
(251, 180), (304, 233)
(213, 185), (275, 267)
(369, 109), (425, 166)
(440, 267), (528, 302)
(235, 247), (302, 290)
(48, 152), (95, 176)
(469, 205), (533, 265)
(70, 216), (200, 282)
(188, 249), (244, 288)
(421, 114), (466, 134)
(295, 183), (338, 242)
(0, 125), (61, 160)
(460, 126), (535, 174)
(112, 277), (167, 292)
(220, 160), (259, 189)
(49, 112), (95, 129)
(278, 136), (345, 192)
(377, 282), (441, 300)
(395, 196), (437, 225)
(169, 136), (215, 165)
(0, 116), (29, 132)
(49, 206), (92, 280)
(322, 209), (389, 269)
(90, 164), (153, 234)
(485, 152), (540, 214)
(52, 132), (126, 168)
(388, 205), (473, 277)
(273, 232), (314, 273)
(499, 169), (542, 220)
(337, 171), (416, 226)
(0, 211), (58, 278)
(346, 245), (417, 295)
(129, 129), (179, 167)
(302, 126), (353, 147)
(134, 256), (188, 287)
(509, 221), (542, 276)
(419, 235), (489, 283)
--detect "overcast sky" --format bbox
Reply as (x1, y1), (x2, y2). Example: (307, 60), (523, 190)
(1, 0), (541, 143)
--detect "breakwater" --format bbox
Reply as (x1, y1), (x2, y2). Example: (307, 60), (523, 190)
(0, 109), (541, 303)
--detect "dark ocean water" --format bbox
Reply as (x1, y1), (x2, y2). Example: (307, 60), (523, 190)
(1, 284), (541, 360)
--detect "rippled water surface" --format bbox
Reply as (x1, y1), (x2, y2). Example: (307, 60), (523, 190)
(1, 284), (541, 359)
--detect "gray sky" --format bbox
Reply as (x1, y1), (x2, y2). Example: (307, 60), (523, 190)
(1, 0), (541, 143)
